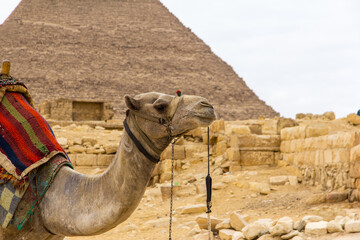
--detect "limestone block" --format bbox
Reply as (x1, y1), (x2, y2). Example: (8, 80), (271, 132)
(269, 176), (288, 185)
(97, 155), (113, 166)
(304, 221), (328, 235)
(104, 143), (118, 154)
(345, 219), (360, 233)
(75, 154), (97, 166)
(161, 145), (185, 160)
(196, 214), (223, 231)
(288, 176), (298, 186)
(269, 216), (293, 236)
(240, 151), (274, 166)
(232, 231), (245, 240)
(160, 159), (172, 174)
(327, 220), (343, 233)
(185, 144), (207, 158)
(324, 149), (333, 164)
(282, 153), (294, 164)
(215, 141), (227, 156)
(180, 204), (206, 214)
(280, 230), (299, 240)
(332, 148), (350, 164)
(280, 140), (291, 153)
(323, 111), (336, 120)
(263, 119), (278, 135)
(68, 145), (86, 154)
(230, 211), (249, 231)
(249, 124), (262, 135)
(242, 220), (269, 240)
(277, 117), (299, 134)
(293, 152), (305, 165)
(81, 137), (97, 146)
(347, 113), (360, 125)
(57, 137), (68, 147)
(215, 219), (231, 230)
(249, 182), (271, 195)
(335, 216), (351, 228)
(186, 128), (205, 138)
(350, 160), (360, 178)
(332, 132), (360, 149)
(231, 126), (251, 135)
(350, 144), (360, 162)
(281, 126), (306, 141)
(232, 135), (280, 150)
(305, 125), (330, 138)
(226, 148), (240, 162)
(210, 119), (225, 133)
(315, 150), (324, 166)
(219, 229), (236, 240)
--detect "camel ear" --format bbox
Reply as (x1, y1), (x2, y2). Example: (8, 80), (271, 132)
(125, 95), (140, 111)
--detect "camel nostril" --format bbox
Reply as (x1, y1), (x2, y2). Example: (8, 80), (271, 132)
(200, 101), (213, 109)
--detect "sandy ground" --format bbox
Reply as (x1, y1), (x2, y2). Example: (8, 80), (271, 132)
(66, 161), (360, 240)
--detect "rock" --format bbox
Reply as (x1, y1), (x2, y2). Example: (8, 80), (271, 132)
(277, 117), (299, 134)
(242, 220), (269, 240)
(327, 220), (343, 233)
(269, 216), (293, 236)
(347, 113), (360, 125)
(68, 145), (86, 154)
(323, 111), (336, 120)
(215, 219), (231, 230)
(231, 126), (251, 135)
(230, 211), (249, 231)
(257, 234), (279, 240)
(335, 216), (351, 228)
(193, 231), (212, 240)
(181, 204), (207, 215)
(232, 231), (245, 240)
(95, 126), (105, 130)
(288, 176), (298, 186)
(304, 221), (328, 235)
(324, 192), (348, 203)
(280, 230), (299, 239)
(249, 182), (271, 195)
(57, 137), (68, 146)
(295, 215), (324, 231)
(81, 137), (97, 146)
(345, 219), (360, 233)
(104, 143), (118, 154)
(305, 193), (326, 205)
(195, 214), (223, 231)
(219, 229), (236, 240)
(269, 176), (289, 185)
(291, 237), (303, 240)
(212, 182), (227, 190)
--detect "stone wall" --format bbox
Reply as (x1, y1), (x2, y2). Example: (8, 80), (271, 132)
(281, 125), (360, 191)
(39, 98), (114, 121)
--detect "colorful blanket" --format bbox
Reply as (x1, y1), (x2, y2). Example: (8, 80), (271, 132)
(0, 77), (72, 229)
(0, 91), (67, 180)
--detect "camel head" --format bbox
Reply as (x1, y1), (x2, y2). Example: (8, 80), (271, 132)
(125, 92), (216, 140)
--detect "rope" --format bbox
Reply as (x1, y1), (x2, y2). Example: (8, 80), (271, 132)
(168, 137), (179, 240)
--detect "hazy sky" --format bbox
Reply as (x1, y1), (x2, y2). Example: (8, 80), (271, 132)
(1, 0), (360, 118)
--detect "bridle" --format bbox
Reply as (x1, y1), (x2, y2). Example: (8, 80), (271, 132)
(123, 96), (183, 164)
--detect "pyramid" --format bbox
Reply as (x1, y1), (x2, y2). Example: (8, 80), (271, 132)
(0, 0), (279, 120)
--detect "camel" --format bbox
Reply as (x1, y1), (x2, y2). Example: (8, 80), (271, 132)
(0, 91), (216, 240)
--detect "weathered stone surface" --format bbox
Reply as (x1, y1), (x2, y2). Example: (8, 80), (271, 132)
(231, 134), (280, 150)
(269, 176), (288, 185)
(242, 220), (269, 240)
(215, 219), (231, 230)
(219, 229), (235, 240)
(161, 145), (186, 160)
(345, 219), (360, 233)
(68, 145), (86, 154)
(241, 151), (275, 166)
(277, 117), (299, 134)
(143, 217), (176, 229)
(305, 124), (329, 138)
(304, 221), (328, 235)
(216, 141), (227, 156)
(335, 216), (351, 228)
(227, 148), (240, 162)
(103, 143), (118, 154)
(249, 182), (271, 195)
(269, 216), (293, 236)
(232, 231), (245, 240)
(327, 220), (343, 233)
(230, 211), (249, 231)
(195, 214), (223, 231)
(57, 137), (68, 146)
(231, 126), (251, 135)
(180, 204), (207, 215)
(280, 230), (299, 239)
(295, 215), (324, 231)
(323, 111), (336, 120)
(347, 113), (360, 125)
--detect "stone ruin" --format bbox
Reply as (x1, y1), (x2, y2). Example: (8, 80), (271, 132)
(38, 98), (114, 121)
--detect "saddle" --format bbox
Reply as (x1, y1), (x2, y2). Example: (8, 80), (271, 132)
(0, 61), (72, 229)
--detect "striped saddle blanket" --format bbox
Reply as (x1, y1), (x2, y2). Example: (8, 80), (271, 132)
(0, 78), (71, 228)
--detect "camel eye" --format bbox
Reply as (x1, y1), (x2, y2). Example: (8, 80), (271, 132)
(153, 99), (168, 112)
